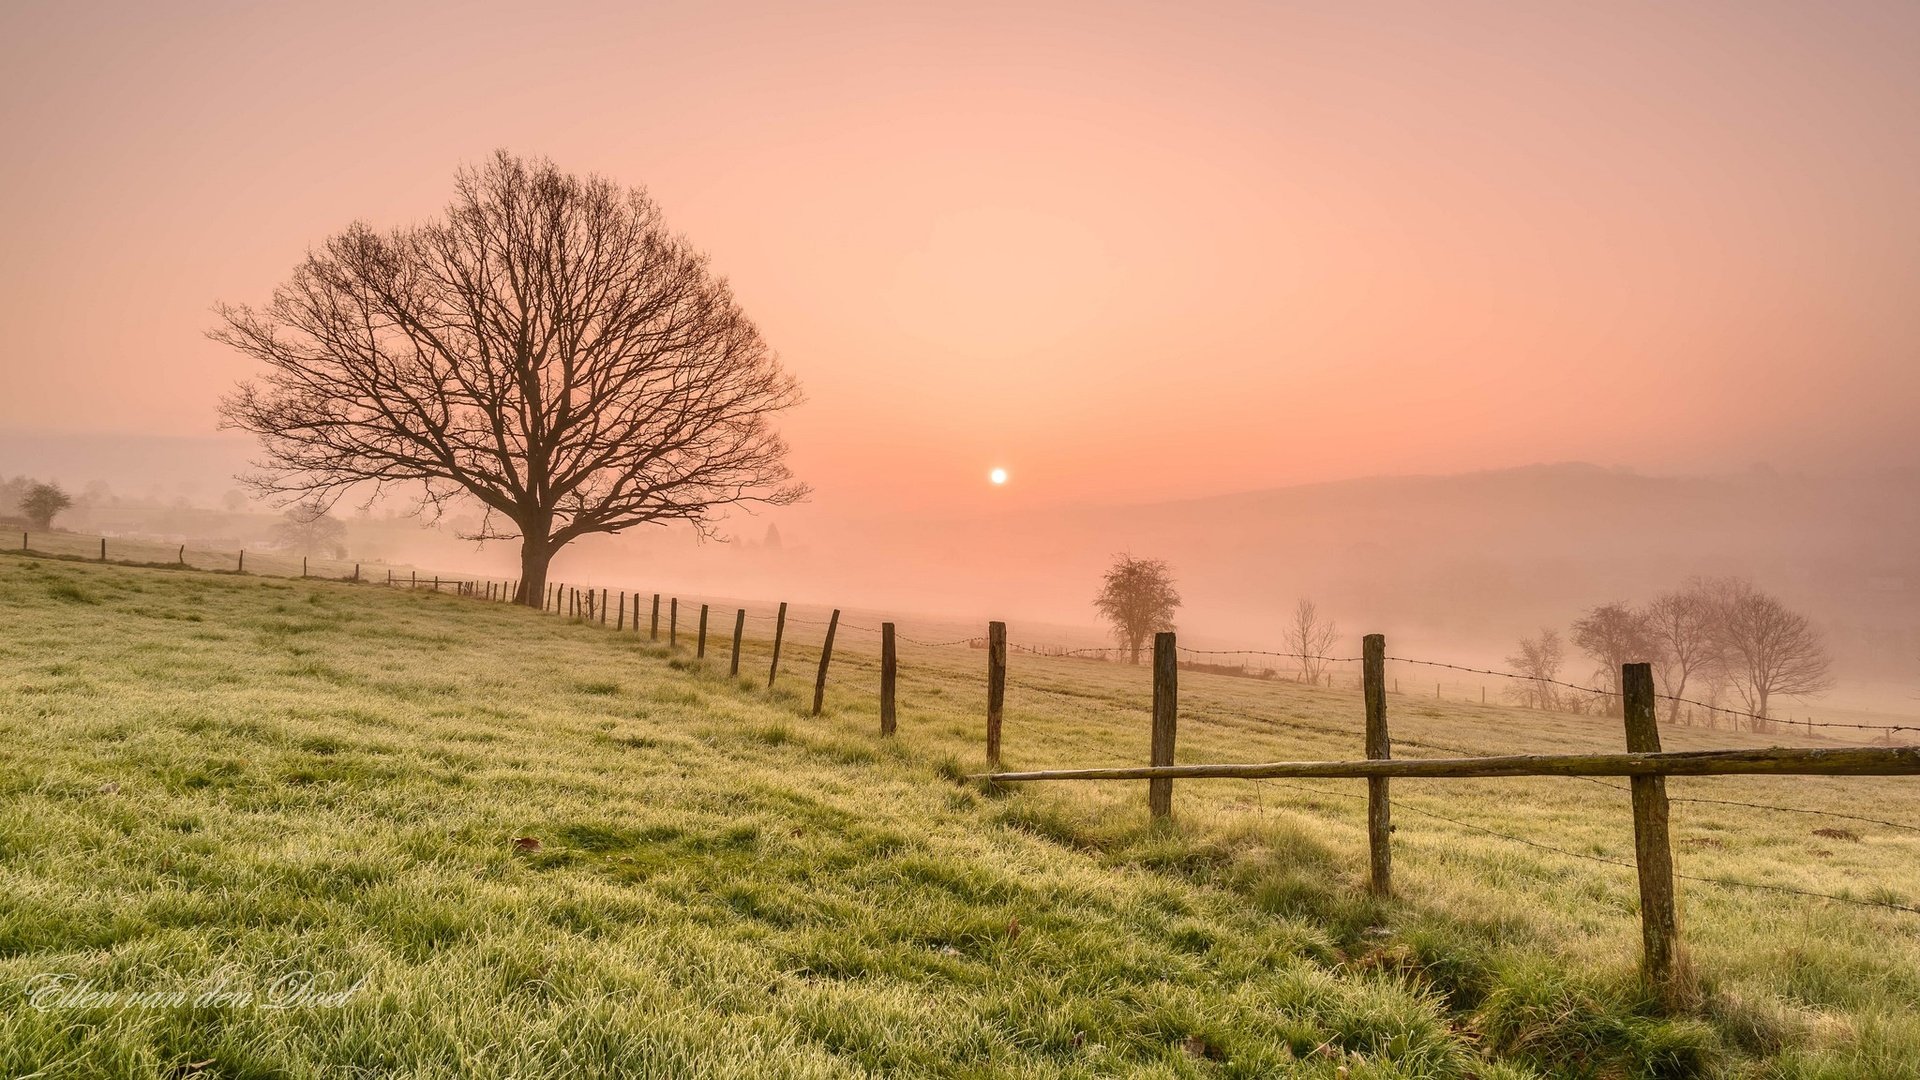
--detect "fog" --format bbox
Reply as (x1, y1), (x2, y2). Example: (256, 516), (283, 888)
(5, 2), (1919, 717)
(7, 425), (1915, 716)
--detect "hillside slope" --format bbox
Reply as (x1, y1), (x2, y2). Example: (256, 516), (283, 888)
(2, 556), (1915, 1078)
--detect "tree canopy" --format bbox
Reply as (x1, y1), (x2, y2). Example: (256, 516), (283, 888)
(1093, 555), (1181, 665)
(214, 152), (806, 604)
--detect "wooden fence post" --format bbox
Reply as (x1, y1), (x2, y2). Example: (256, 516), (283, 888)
(617, 592), (626, 631)
(697, 604), (709, 659)
(238, 550), (245, 573)
(302, 556), (308, 577)
(100, 538), (107, 562)
(812, 609), (840, 716)
(19, 532), (24, 551)
(730, 609), (745, 676)
(600, 589), (609, 625)
(880, 622), (897, 736)
(1363, 633), (1392, 896)
(670, 597), (678, 646)
(651, 594), (661, 640)
(1149, 631), (1178, 819)
(768, 602), (787, 687)
(353, 564), (360, 582)
(986, 621), (1007, 766)
(1623, 662), (1683, 1000)
(178, 544), (185, 564)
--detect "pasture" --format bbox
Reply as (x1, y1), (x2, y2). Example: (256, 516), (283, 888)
(2, 554), (1916, 1078)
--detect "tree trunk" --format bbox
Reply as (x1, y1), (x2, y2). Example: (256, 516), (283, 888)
(514, 540), (553, 608)
(1129, 635), (1144, 665)
(1664, 672), (1687, 725)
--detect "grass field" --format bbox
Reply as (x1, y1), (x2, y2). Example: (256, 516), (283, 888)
(3, 554), (1917, 1078)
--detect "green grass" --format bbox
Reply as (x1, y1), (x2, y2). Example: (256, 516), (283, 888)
(2, 556), (1916, 1078)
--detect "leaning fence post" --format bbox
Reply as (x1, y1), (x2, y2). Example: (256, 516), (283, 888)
(730, 609), (746, 677)
(812, 609), (840, 717)
(238, 550), (245, 573)
(178, 544), (185, 564)
(697, 604), (710, 659)
(986, 621), (1007, 766)
(1363, 633), (1392, 896)
(880, 622), (898, 736)
(768, 602), (788, 687)
(617, 591), (626, 631)
(1149, 631), (1178, 819)
(651, 594), (661, 640)
(1623, 662), (1683, 1001)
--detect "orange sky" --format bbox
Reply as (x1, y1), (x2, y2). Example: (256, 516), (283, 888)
(3, 0), (1917, 517)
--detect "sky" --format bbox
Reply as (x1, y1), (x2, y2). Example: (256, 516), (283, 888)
(3, 0), (1918, 523)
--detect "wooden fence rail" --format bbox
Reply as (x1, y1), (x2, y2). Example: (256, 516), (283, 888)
(968, 637), (1920, 1004)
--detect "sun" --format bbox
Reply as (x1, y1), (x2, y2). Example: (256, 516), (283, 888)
(989, 467), (1008, 485)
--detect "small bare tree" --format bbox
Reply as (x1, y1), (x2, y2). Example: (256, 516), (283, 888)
(214, 152), (805, 606)
(1570, 601), (1661, 714)
(1645, 580), (1724, 725)
(1289, 598), (1339, 686)
(1710, 578), (1833, 725)
(20, 483), (72, 530)
(271, 500), (350, 560)
(1505, 628), (1565, 711)
(1093, 555), (1180, 665)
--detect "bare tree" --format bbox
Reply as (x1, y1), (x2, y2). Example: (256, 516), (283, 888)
(20, 483), (72, 530)
(1505, 627), (1565, 711)
(1093, 555), (1181, 664)
(213, 152), (806, 606)
(1710, 578), (1833, 725)
(1289, 598), (1339, 685)
(1644, 580), (1724, 725)
(271, 500), (350, 560)
(1570, 601), (1661, 713)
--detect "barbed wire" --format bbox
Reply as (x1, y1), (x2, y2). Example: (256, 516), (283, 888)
(470, 574), (1920, 737)
(896, 634), (976, 649)
(1396, 736), (1920, 833)
(1179, 646), (1362, 663)
(1382, 654), (1920, 735)
(1248, 779), (1920, 915)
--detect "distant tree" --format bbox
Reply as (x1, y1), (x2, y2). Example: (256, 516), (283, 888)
(222, 489), (249, 513)
(1709, 578), (1833, 725)
(1570, 602), (1661, 714)
(213, 152), (806, 608)
(1093, 555), (1181, 665)
(1505, 628), (1565, 711)
(1288, 598), (1339, 686)
(1645, 580), (1725, 724)
(763, 523), (784, 550)
(271, 500), (349, 559)
(20, 483), (72, 530)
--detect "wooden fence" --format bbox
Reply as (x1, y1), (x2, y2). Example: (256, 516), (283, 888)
(973, 633), (1920, 1002)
